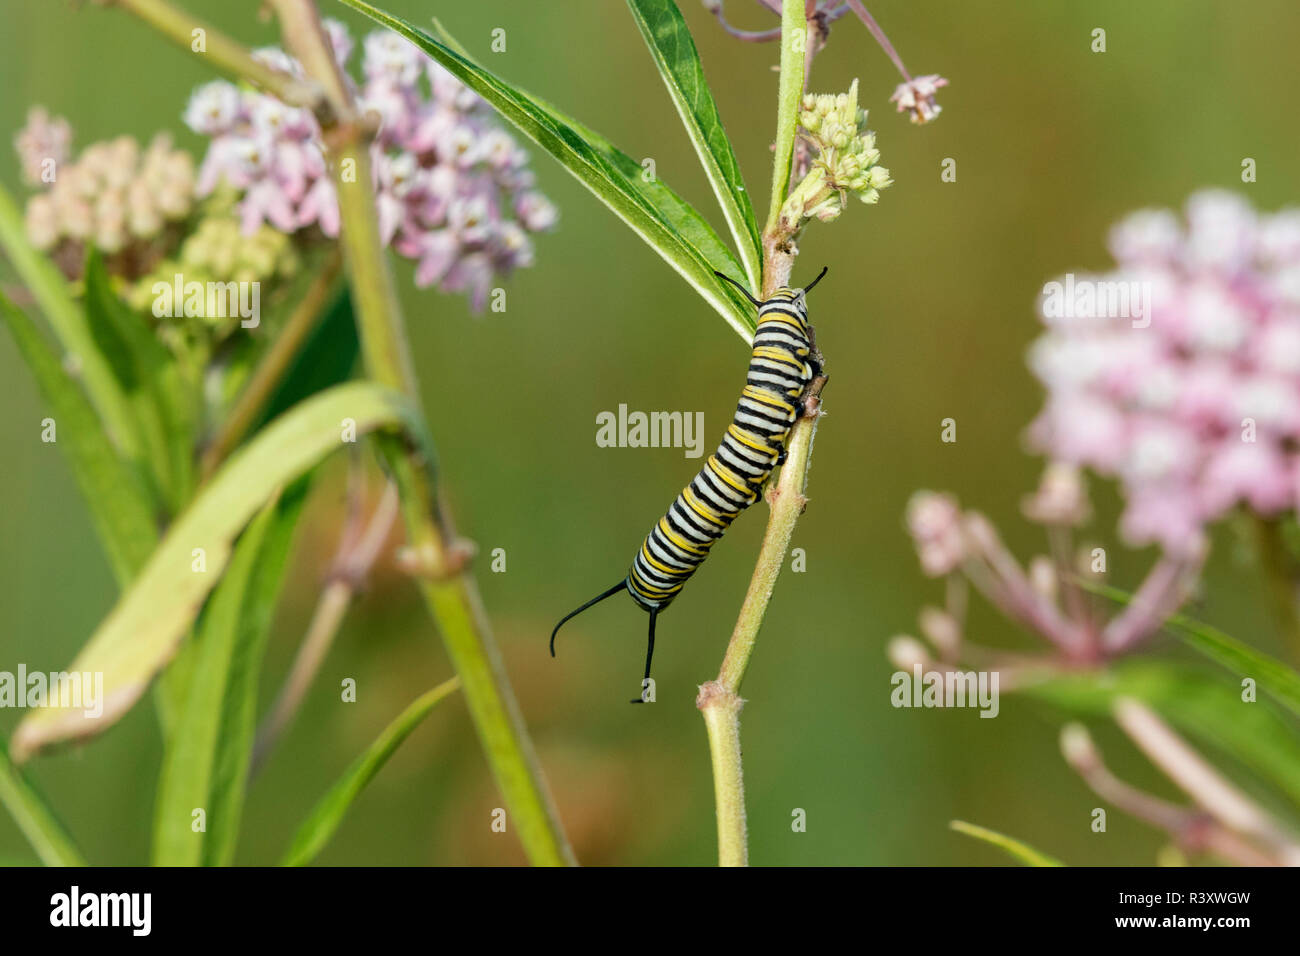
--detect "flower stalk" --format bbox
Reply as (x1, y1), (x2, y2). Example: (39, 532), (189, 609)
(699, 0), (819, 868)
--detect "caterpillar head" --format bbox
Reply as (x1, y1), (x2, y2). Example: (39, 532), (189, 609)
(713, 267), (828, 316)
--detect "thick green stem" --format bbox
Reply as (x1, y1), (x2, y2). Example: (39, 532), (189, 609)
(266, 0), (574, 867)
(700, 0), (814, 868)
(763, 0), (810, 235)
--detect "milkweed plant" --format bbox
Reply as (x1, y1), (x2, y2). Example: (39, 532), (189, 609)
(0, 0), (1293, 869)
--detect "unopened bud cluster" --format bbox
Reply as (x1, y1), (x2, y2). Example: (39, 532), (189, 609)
(779, 80), (891, 235)
(16, 109), (195, 276)
(126, 206), (298, 330)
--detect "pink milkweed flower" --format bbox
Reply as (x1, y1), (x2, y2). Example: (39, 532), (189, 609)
(183, 22), (556, 312)
(1028, 190), (1300, 554)
(13, 107), (72, 187)
(889, 74), (948, 124)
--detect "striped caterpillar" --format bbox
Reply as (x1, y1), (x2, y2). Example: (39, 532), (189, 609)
(551, 267), (827, 702)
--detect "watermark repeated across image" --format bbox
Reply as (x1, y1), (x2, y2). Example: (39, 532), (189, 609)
(890, 663), (999, 718)
(596, 404), (706, 458)
(1040, 272), (1153, 329)
(151, 273), (260, 328)
(0, 666), (103, 718)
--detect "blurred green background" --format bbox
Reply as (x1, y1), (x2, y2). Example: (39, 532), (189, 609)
(2, 0), (1298, 865)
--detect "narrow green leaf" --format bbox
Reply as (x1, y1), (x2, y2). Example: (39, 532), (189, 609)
(0, 294), (157, 585)
(9, 382), (425, 760)
(84, 251), (199, 511)
(203, 477), (309, 866)
(949, 820), (1064, 866)
(256, 287), (359, 429)
(1024, 660), (1300, 806)
(281, 678), (460, 867)
(1086, 582), (1300, 719)
(0, 182), (140, 457)
(625, 0), (762, 289)
(152, 496), (279, 865)
(0, 741), (86, 866)
(152, 481), (308, 865)
(341, 0), (756, 342)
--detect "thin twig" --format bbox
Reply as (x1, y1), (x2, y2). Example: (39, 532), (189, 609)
(200, 248), (343, 478)
(1113, 698), (1300, 864)
(844, 0), (912, 81)
(101, 0), (325, 111)
(251, 480), (399, 775)
(1061, 723), (1284, 866)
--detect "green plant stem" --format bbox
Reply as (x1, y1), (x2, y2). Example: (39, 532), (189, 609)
(700, 0), (815, 867)
(1252, 516), (1300, 663)
(265, 0), (575, 867)
(201, 248), (343, 477)
(107, 0), (324, 110)
(763, 0), (809, 236)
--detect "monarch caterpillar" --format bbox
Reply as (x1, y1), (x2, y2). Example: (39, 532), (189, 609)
(551, 267), (828, 702)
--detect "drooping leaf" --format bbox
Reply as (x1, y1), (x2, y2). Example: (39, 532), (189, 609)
(9, 382), (425, 760)
(949, 820), (1064, 867)
(340, 0), (756, 342)
(0, 182), (140, 457)
(0, 294), (157, 585)
(625, 0), (762, 288)
(0, 741), (86, 866)
(281, 677), (460, 866)
(152, 480), (308, 865)
(1023, 660), (1300, 806)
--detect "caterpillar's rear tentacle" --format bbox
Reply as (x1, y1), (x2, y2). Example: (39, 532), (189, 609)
(549, 580), (627, 657)
(630, 609), (658, 704)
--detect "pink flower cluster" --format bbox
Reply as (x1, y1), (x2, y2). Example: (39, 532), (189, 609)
(1027, 190), (1300, 555)
(183, 21), (556, 311)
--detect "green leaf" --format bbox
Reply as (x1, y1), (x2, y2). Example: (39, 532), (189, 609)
(0, 294), (157, 585)
(9, 382), (425, 761)
(281, 677), (460, 866)
(340, 0), (756, 342)
(1023, 660), (1300, 806)
(949, 820), (1063, 866)
(256, 287), (359, 429)
(1164, 614), (1300, 719)
(152, 480), (308, 865)
(1085, 582), (1300, 719)
(84, 251), (199, 511)
(0, 182), (141, 457)
(625, 0), (762, 289)
(0, 740), (86, 866)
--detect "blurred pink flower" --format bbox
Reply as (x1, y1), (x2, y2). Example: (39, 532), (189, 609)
(183, 19), (555, 311)
(1027, 190), (1300, 555)
(889, 74), (948, 124)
